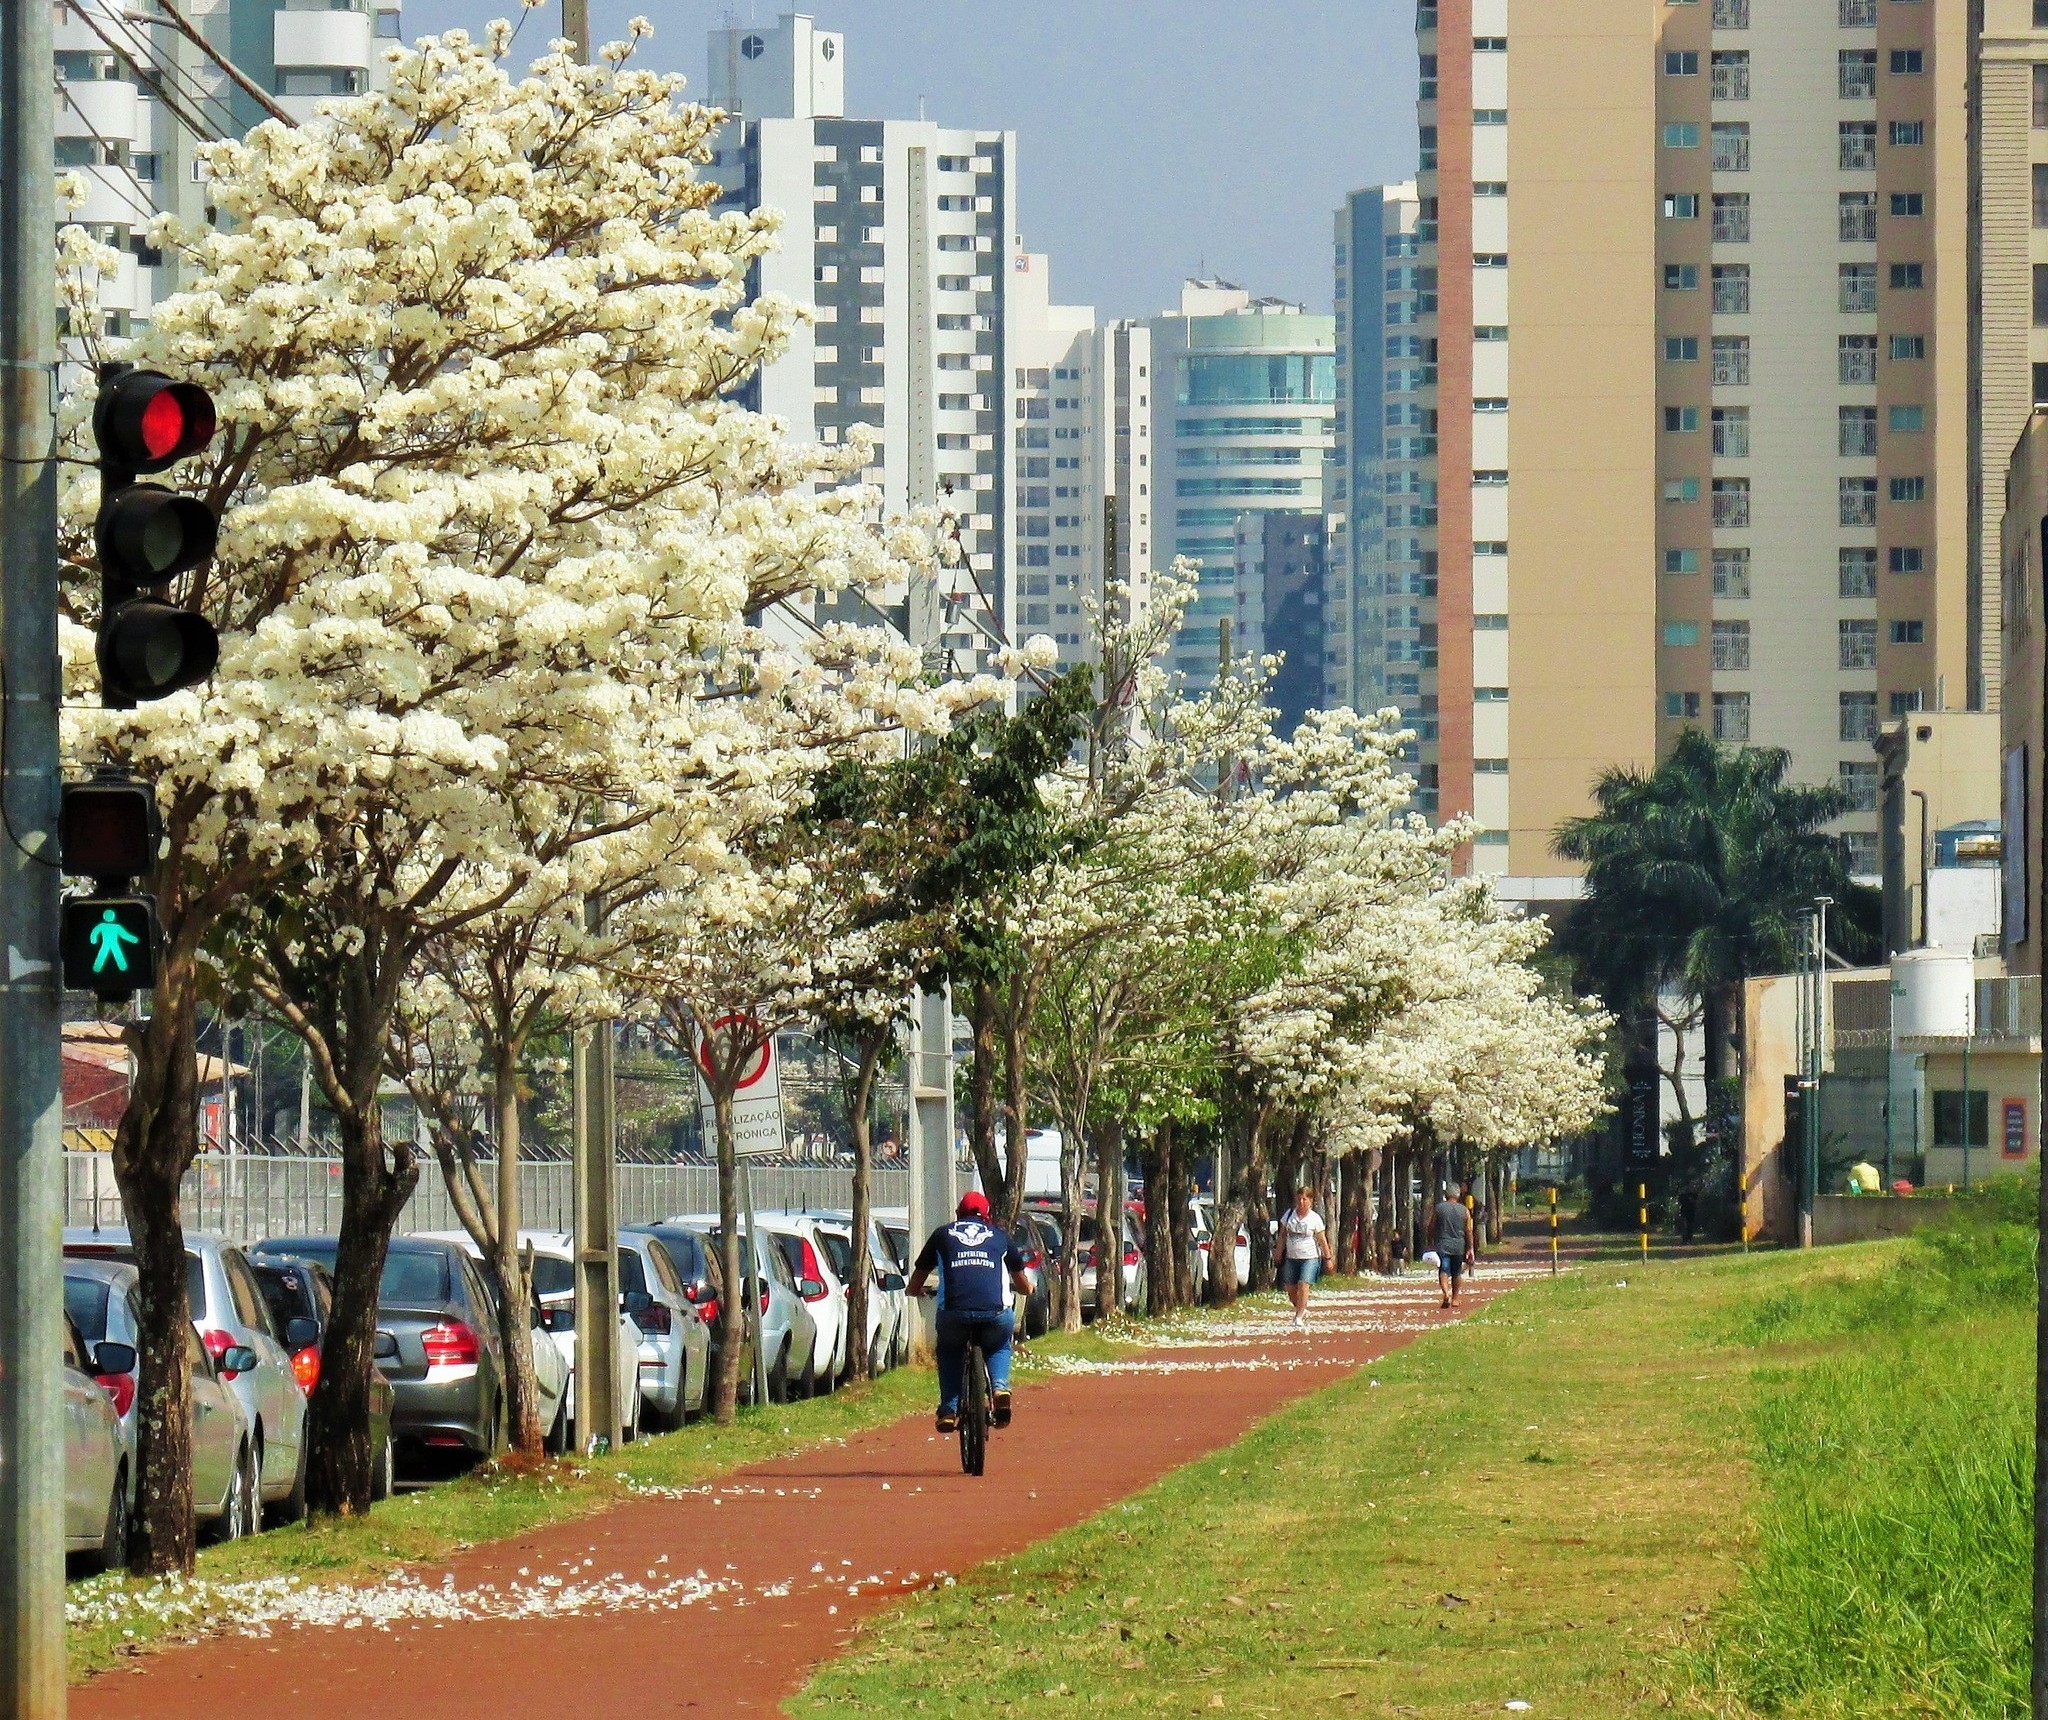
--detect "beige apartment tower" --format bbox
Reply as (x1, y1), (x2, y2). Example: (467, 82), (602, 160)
(1411, 0), (1978, 898)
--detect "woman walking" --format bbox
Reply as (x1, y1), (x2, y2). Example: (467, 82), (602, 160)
(1277, 1184), (1334, 1330)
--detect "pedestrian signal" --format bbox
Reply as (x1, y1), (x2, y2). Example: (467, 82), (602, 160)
(59, 778), (159, 882)
(92, 366), (221, 708)
(61, 897), (160, 998)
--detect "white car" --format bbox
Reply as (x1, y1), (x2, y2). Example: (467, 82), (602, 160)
(811, 1213), (907, 1377)
(61, 1313), (133, 1570)
(615, 1229), (710, 1429)
(755, 1213), (850, 1389)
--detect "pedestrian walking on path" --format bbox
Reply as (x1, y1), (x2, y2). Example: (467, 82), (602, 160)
(1431, 1183), (1474, 1309)
(1277, 1185), (1334, 1329)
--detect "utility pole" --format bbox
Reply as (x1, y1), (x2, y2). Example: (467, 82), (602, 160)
(561, 0), (588, 58)
(2033, 507), (2048, 1720)
(571, 896), (620, 1452)
(1, 0), (69, 1699)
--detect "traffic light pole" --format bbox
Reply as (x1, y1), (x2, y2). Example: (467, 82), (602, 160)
(1, 0), (71, 1702)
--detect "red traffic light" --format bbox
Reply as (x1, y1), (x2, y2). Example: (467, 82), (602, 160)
(93, 369), (215, 475)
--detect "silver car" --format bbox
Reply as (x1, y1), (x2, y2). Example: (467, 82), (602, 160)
(811, 1213), (907, 1376)
(60, 1313), (130, 1571)
(616, 1231), (709, 1429)
(671, 1215), (819, 1403)
(62, 1258), (255, 1542)
(65, 1228), (307, 1524)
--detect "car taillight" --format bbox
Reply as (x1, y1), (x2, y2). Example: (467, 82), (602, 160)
(1123, 1248), (1139, 1266)
(698, 1297), (720, 1327)
(95, 1371), (136, 1418)
(681, 1281), (704, 1303)
(635, 1304), (672, 1334)
(759, 1287), (769, 1315)
(291, 1346), (320, 1395)
(1022, 1250), (1041, 1271)
(1197, 1239), (1211, 1252)
(799, 1239), (829, 1300)
(1079, 1246), (1095, 1267)
(421, 1320), (480, 1366)
(201, 1327), (240, 1380)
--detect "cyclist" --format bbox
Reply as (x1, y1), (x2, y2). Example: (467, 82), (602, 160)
(906, 1190), (1033, 1434)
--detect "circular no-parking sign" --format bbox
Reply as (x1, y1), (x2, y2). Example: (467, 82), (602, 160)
(698, 1014), (772, 1089)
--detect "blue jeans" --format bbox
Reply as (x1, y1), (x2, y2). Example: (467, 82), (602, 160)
(936, 1310), (1014, 1413)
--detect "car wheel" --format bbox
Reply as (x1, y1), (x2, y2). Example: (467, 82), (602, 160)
(545, 1389), (569, 1455)
(240, 1442), (262, 1538)
(767, 1345), (790, 1405)
(370, 1431), (394, 1503)
(798, 1352), (819, 1400)
(267, 1438), (307, 1528)
(83, 1468), (128, 1575)
(208, 1441), (250, 1544)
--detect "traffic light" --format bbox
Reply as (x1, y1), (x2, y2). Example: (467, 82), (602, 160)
(92, 366), (221, 709)
(58, 776), (163, 1000)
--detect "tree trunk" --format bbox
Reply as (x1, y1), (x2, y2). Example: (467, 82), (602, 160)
(999, 973), (1034, 1227)
(491, 1047), (543, 1454)
(1096, 1116), (1126, 1321)
(844, 1030), (885, 1385)
(1334, 1156), (1360, 1273)
(964, 981), (1005, 1213)
(1702, 982), (1736, 1088)
(1167, 1121), (1196, 1308)
(1141, 1120), (1173, 1315)
(1057, 1104), (1086, 1331)
(112, 995), (201, 1573)
(309, 1089), (417, 1513)
(1209, 1099), (1266, 1306)
(710, 1082), (743, 1423)
(1244, 1118), (1280, 1295)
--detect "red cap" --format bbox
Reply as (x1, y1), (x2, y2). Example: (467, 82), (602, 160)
(956, 1190), (991, 1220)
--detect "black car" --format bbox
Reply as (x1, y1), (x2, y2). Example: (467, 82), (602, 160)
(249, 1256), (398, 1500)
(253, 1237), (508, 1474)
(622, 1222), (747, 1392)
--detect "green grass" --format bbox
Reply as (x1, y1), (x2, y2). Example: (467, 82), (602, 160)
(800, 1210), (2038, 1720)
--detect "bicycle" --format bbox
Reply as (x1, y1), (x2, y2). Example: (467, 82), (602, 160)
(958, 1334), (991, 1477)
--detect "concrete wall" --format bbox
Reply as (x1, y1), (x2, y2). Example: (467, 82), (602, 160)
(1812, 1192), (1966, 1245)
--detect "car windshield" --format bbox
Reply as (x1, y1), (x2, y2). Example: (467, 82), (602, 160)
(63, 1273), (110, 1342)
(817, 1232), (852, 1278)
(529, 1255), (574, 1298)
(616, 1249), (647, 1296)
(186, 1252), (206, 1319)
(251, 1266), (306, 1333)
(262, 1242), (450, 1307)
(658, 1229), (704, 1278)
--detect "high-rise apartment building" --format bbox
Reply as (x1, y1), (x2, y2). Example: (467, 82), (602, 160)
(1332, 183), (1430, 804)
(55, 0), (401, 340)
(1234, 513), (1330, 735)
(704, 13), (1024, 665)
(1148, 280), (1335, 696)
(1011, 252), (1099, 672)
(1414, 0), (1976, 900)
(1090, 318), (1156, 637)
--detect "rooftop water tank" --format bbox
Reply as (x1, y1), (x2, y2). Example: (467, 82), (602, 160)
(1891, 947), (1973, 1037)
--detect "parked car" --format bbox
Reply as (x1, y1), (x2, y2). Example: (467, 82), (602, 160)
(1076, 1208), (1146, 1319)
(1193, 1198), (1250, 1284)
(756, 1213), (850, 1389)
(66, 1228), (307, 1524)
(60, 1312), (131, 1571)
(249, 1256), (397, 1501)
(875, 1213), (921, 1362)
(621, 1222), (745, 1405)
(1015, 1210), (1058, 1337)
(63, 1258), (256, 1538)
(255, 1235), (515, 1469)
(615, 1230), (709, 1429)
(810, 1212), (908, 1377)
(476, 1231), (641, 1446)
(670, 1215), (819, 1403)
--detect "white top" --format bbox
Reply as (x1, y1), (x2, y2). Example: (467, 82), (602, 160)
(1280, 1209), (1326, 1260)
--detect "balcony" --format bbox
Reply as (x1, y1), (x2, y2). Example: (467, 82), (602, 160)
(54, 75), (138, 143)
(275, 6), (370, 74)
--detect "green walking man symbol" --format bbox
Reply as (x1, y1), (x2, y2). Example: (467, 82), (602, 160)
(88, 908), (140, 974)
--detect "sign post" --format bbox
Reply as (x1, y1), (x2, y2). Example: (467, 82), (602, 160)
(697, 1020), (785, 1409)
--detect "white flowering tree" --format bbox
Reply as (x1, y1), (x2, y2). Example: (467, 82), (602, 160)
(56, 21), (962, 1551)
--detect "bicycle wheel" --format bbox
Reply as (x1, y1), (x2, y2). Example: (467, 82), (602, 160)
(959, 1341), (988, 1477)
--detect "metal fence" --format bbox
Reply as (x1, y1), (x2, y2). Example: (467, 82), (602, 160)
(63, 1152), (913, 1245)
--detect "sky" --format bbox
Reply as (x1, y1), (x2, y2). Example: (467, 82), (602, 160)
(399, 0), (1422, 322)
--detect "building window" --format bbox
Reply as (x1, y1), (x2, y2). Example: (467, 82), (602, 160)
(1474, 109), (1508, 124)
(1890, 475), (1927, 502)
(1666, 406), (1702, 432)
(1890, 546), (1925, 573)
(1713, 192), (1751, 242)
(1711, 50), (1750, 100)
(1839, 48), (1878, 99)
(1664, 122), (1701, 148)
(1712, 477), (1751, 527)
(1475, 180), (1508, 196)
(1890, 335), (1925, 360)
(1713, 0), (1750, 24)
(1840, 691), (1879, 741)
(1665, 477), (1702, 503)
(1666, 549), (1701, 574)
(1840, 548), (1879, 596)
(2036, 362), (2048, 405)
(1890, 619), (1925, 644)
(1664, 622), (1701, 648)
(1841, 477), (1878, 526)
(2034, 164), (2048, 230)
(1839, 619), (1878, 669)
(1712, 406), (1750, 457)
(1840, 0), (1876, 21)
(1474, 687), (1510, 702)
(2036, 265), (2048, 327)
(1711, 122), (1751, 172)
(1712, 692), (1751, 742)
(1840, 121), (1878, 170)
(1712, 335), (1751, 386)
(1665, 50), (1700, 75)
(1840, 263), (1878, 313)
(1889, 262), (1925, 290)
(1845, 832), (1880, 876)
(2035, 63), (2048, 129)
(1890, 689), (1925, 717)
(1840, 335), (1879, 383)
(1889, 405), (1926, 433)
(1667, 691), (1703, 720)
(276, 67), (361, 96)
(1839, 406), (1878, 457)
(1665, 264), (1700, 290)
(1889, 120), (1925, 146)
(1713, 547), (1752, 596)
(1840, 761), (1879, 811)
(1712, 620), (1752, 671)
(1888, 49), (1924, 75)
(1839, 192), (1877, 243)
(1474, 613), (1510, 631)
(1661, 194), (1699, 220)
(1932, 1091), (1991, 1150)
(1666, 335), (1701, 361)
(1712, 263), (1751, 313)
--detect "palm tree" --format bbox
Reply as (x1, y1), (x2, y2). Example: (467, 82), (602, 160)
(1553, 729), (1870, 1089)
